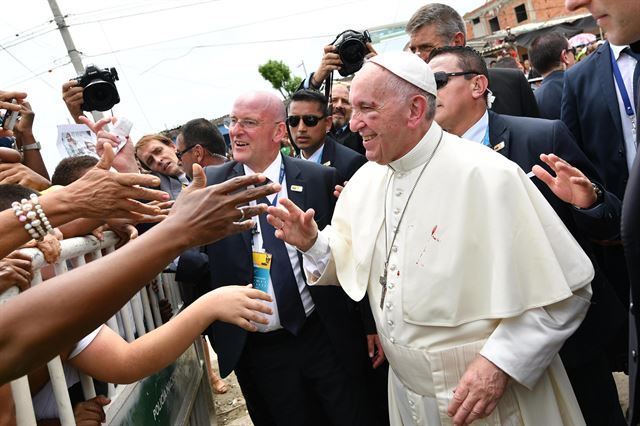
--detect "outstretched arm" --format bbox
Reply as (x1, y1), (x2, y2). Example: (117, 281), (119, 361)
(0, 162), (279, 384)
(70, 286), (272, 384)
(266, 198), (318, 252)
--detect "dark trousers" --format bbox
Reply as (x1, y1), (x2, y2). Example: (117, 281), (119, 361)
(235, 312), (375, 426)
(565, 354), (626, 426)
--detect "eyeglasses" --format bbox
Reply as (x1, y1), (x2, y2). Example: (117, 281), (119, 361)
(566, 47), (577, 56)
(223, 116), (262, 130)
(433, 71), (481, 90)
(286, 115), (326, 127)
(176, 144), (196, 160)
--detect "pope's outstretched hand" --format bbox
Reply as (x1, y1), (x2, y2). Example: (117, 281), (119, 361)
(267, 198), (318, 252)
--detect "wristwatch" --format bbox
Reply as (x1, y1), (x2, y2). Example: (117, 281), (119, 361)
(573, 182), (603, 210)
(21, 141), (41, 151)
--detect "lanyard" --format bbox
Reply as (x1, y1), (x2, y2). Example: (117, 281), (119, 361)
(482, 126), (490, 146)
(270, 162), (286, 207)
(251, 161), (286, 241)
(610, 47), (635, 117)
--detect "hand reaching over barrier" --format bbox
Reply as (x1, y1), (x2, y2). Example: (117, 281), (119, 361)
(0, 151), (279, 384)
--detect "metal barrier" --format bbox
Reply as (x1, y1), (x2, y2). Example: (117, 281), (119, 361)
(1, 232), (216, 426)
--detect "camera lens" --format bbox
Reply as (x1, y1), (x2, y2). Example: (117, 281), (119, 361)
(83, 80), (120, 112)
(340, 39), (367, 64)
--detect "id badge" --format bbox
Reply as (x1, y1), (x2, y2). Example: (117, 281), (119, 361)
(252, 251), (272, 292)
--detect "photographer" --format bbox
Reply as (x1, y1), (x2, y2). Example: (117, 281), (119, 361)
(300, 37), (376, 155)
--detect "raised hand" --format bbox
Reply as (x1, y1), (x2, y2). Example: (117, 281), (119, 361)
(266, 198), (318, 252)
(168, 164), (280, 248)
(311, 45), (343, 88)
(63, 143), (169, 221)
(208, 285), (273, 331)
(62, 80), (86, 124)
(532, 153), (598, 209)
(0, 91), (27, 138)
(447, 355), (508, 426)
(79, 116), (138, 173)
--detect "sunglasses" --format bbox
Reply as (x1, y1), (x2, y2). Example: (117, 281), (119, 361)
(433, 71), (481, 90)
(176, 144), (196, 160)
(286, 115), (326, 127)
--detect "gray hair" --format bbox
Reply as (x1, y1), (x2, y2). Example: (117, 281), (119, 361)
(379, 68), (437, 121)
(405, 3), (466, 44)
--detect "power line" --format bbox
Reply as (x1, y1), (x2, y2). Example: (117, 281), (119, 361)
(139, 34), (335, 74)
(65, 0), (223, 28)
(82, 1), (364, 58)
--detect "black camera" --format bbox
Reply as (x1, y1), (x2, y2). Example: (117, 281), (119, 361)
(332, 29), (372, 76)
(76, 65), (120, 112)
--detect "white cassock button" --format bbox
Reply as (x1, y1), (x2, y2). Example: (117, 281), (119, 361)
(390, 337), (396, 343)
(390, 264), (397, 271)
(409, 400), (415, 407)
(385, 302), (393, 310)
(393, 207), (401, 215)
(396, 189), (403, 196)
(391, 246), (398, 252)
(387, 319), (394, 327)
(388, 283), (395, 290)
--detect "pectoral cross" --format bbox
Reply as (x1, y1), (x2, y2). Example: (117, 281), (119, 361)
(379, 263), (388, 309)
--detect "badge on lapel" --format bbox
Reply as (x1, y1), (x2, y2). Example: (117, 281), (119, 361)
(290, 185), (303, 192)
(322, 160), (332, 167)
(493, 141), (505, 152)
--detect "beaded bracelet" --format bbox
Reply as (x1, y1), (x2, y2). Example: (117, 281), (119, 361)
(11, 193), (54, 241)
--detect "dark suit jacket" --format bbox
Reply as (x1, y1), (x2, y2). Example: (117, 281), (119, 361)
(562, 41), (628, 200)
(488, 111), (625, 367)
(487, 68), (540, 118)
(534, 70), (564, 120)
(320, 135), (367, 184)
(330, 123), (365, 155)
(202, 156), (368, 378)
(622, 38), (640, 425)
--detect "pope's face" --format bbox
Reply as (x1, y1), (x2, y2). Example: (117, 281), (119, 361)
(349, 65), (410, 165)
(565, 0), (640, 45)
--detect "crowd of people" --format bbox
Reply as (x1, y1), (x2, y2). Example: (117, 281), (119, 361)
(1, 0), (640, 425)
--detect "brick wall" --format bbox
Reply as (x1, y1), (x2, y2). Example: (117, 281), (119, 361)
(464, 0), (583, 40)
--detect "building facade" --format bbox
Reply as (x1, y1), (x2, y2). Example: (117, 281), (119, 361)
(464, 0), (583, 40)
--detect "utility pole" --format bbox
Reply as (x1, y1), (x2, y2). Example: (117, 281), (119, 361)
(48, 0), (103, 121)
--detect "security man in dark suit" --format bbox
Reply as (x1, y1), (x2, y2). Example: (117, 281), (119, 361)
(406, 3), (539, 118)
(287, 89), (367, 183)
(428, 45), (626, 426)
(529, 32), (576, 120)
(201, 90), (375, 426)
(561, 40), (638, 374)
(287, 88), (390, 424)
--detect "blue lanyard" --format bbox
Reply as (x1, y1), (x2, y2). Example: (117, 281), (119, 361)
(270, 161), (286, 207)
(482, 126), (490, 146)
(610, 47), (635, 117)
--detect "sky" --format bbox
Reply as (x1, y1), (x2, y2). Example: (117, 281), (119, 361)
(1, 0), (487, 170)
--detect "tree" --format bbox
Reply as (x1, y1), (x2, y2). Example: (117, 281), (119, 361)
(258, 60), (303, 99)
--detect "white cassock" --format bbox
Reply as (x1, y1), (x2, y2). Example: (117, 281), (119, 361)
(303, 122), (592, 425)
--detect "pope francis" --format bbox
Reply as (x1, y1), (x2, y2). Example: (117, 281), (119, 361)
(267, 51), (592, 426)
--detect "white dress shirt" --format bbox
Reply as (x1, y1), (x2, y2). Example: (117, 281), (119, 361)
(244, 154), (314, 332)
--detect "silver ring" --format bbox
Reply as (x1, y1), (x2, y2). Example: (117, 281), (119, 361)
(237, 207), (246, 221)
